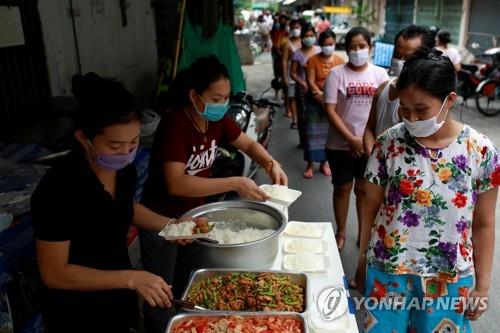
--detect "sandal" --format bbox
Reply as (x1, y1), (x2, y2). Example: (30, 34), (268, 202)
(320, 163), (331, 177)
(303, 168), (314, 179)
(284, 112), (292, 118)
(336, 232), (346, 251)
(290, 122), (298, 129)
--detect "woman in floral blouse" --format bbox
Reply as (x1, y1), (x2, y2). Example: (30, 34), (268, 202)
(356, 48), (499, 333)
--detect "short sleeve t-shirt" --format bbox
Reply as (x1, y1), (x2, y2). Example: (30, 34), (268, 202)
(364, 124), (500, 281)
(324, 63), (389, 150)
(437, 46), (462, 65)
(306, 54), (345, 90)
(30, 149), (138, 331)
(141, 108), (241, 217)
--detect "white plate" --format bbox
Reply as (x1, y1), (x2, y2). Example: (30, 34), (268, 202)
(259, 184), (302, 207)
(284, 221), (324, 238)
(283, 254), (328, 273)
(284, 238), (327, 254)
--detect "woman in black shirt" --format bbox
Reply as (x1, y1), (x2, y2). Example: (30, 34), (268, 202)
(31, 73), (187, 332)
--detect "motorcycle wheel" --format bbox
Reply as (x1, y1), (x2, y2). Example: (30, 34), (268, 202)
(476, 81), (500, 116)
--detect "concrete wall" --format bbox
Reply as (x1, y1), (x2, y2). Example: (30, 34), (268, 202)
(38, 0), (158, 104)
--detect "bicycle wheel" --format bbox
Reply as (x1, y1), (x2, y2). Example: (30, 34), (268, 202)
(475, 80), (500, 116)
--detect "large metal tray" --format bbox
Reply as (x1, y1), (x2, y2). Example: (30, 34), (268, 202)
(180, 268), (309, 313)
(165, 312), (309, 333)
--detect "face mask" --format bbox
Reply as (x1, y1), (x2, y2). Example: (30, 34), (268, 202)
(348, 48), (370, 67)
(285, 25), (290, 33)
(322, 45), (335, 56)
(390, 57), (405, 76)
(403, 95), (450, 138)
(88, 141), (137, 171)
(193, 95), (229, 122)
(291, 28), (301, 37)
(302, 37), (316, 47)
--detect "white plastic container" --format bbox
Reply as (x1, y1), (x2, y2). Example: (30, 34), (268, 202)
(259, 184), (302, 207)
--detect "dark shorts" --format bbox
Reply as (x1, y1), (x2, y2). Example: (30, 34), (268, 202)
(326, 149), (368, 186)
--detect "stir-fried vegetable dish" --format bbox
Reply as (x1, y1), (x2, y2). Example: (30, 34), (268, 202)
(193, 220), (214, 234)
(186, 272), (304, 312)
(172, 315), (303, 333)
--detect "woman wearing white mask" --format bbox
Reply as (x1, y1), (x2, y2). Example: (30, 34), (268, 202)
(324, 27), (389, 250)
(281, 19), (302, 121)
(356, 47), (498, 332)
(302, 30), (344, 179)
(290, 24), (321, 143)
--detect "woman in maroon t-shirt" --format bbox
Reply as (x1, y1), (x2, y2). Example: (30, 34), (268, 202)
(139, 56), (288, 332)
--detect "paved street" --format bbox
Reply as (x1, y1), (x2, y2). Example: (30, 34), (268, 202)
(245, 52), (500, 332)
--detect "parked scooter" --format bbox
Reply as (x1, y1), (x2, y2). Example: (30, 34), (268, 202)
(209, 81), (281, 200)
(457, 47), (500, 116)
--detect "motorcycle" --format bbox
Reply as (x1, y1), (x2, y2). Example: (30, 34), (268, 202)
(457, 46), (500, 116)
(209, 82), (281, 200)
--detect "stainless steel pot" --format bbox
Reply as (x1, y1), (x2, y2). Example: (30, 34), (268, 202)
(165, 312), (308, 333)
(180, 200), (286, 269)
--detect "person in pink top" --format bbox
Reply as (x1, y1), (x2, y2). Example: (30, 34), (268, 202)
(324, 27), (389, 250)
(315, 14), (330, 35)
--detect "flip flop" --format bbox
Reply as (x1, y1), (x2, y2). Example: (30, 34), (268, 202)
(320, 165), (331, 177)
(303, 169), (314, 179)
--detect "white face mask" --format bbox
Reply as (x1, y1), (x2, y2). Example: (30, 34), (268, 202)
(291, 28), (301, 37)
(322, 45), (335, 56)
(403, 95), (450, 138)
(348, 48), (370, 67)
(390, 57), (405, 76)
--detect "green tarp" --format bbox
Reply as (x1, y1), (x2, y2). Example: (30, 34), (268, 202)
(178, 16), (246, 92)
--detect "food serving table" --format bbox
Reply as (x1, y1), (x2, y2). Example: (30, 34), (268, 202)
(271, 221), (359, 333)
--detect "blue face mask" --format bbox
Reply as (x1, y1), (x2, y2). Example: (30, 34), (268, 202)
(302, 37), (316, 47)
(194, 95), (229, 122)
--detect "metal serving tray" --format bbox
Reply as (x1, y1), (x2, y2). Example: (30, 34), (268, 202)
(180, 268), (309, 314)
(165, 312), (309, 333)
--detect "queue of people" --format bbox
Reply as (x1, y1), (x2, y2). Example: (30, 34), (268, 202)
(28, 20), (498, 333)
(277, 21), (498, 333)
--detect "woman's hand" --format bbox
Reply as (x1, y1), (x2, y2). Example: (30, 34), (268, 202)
(128, 271), (173, 308)
(300, 81), (308, 92)
(233, 177), (270, 201)
(269, 164), (288, 186)
(466, 289), (489, 320)
(349, 136), (365, 157)
(313, 91), (324, 103)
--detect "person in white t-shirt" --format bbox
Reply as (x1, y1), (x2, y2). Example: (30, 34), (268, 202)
(363, 25), (435, 156)
(324, 27), (389, 250)
(436, 30), (462, 71)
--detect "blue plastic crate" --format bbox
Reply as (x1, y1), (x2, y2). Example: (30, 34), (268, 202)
(373, 42), (395, 68)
